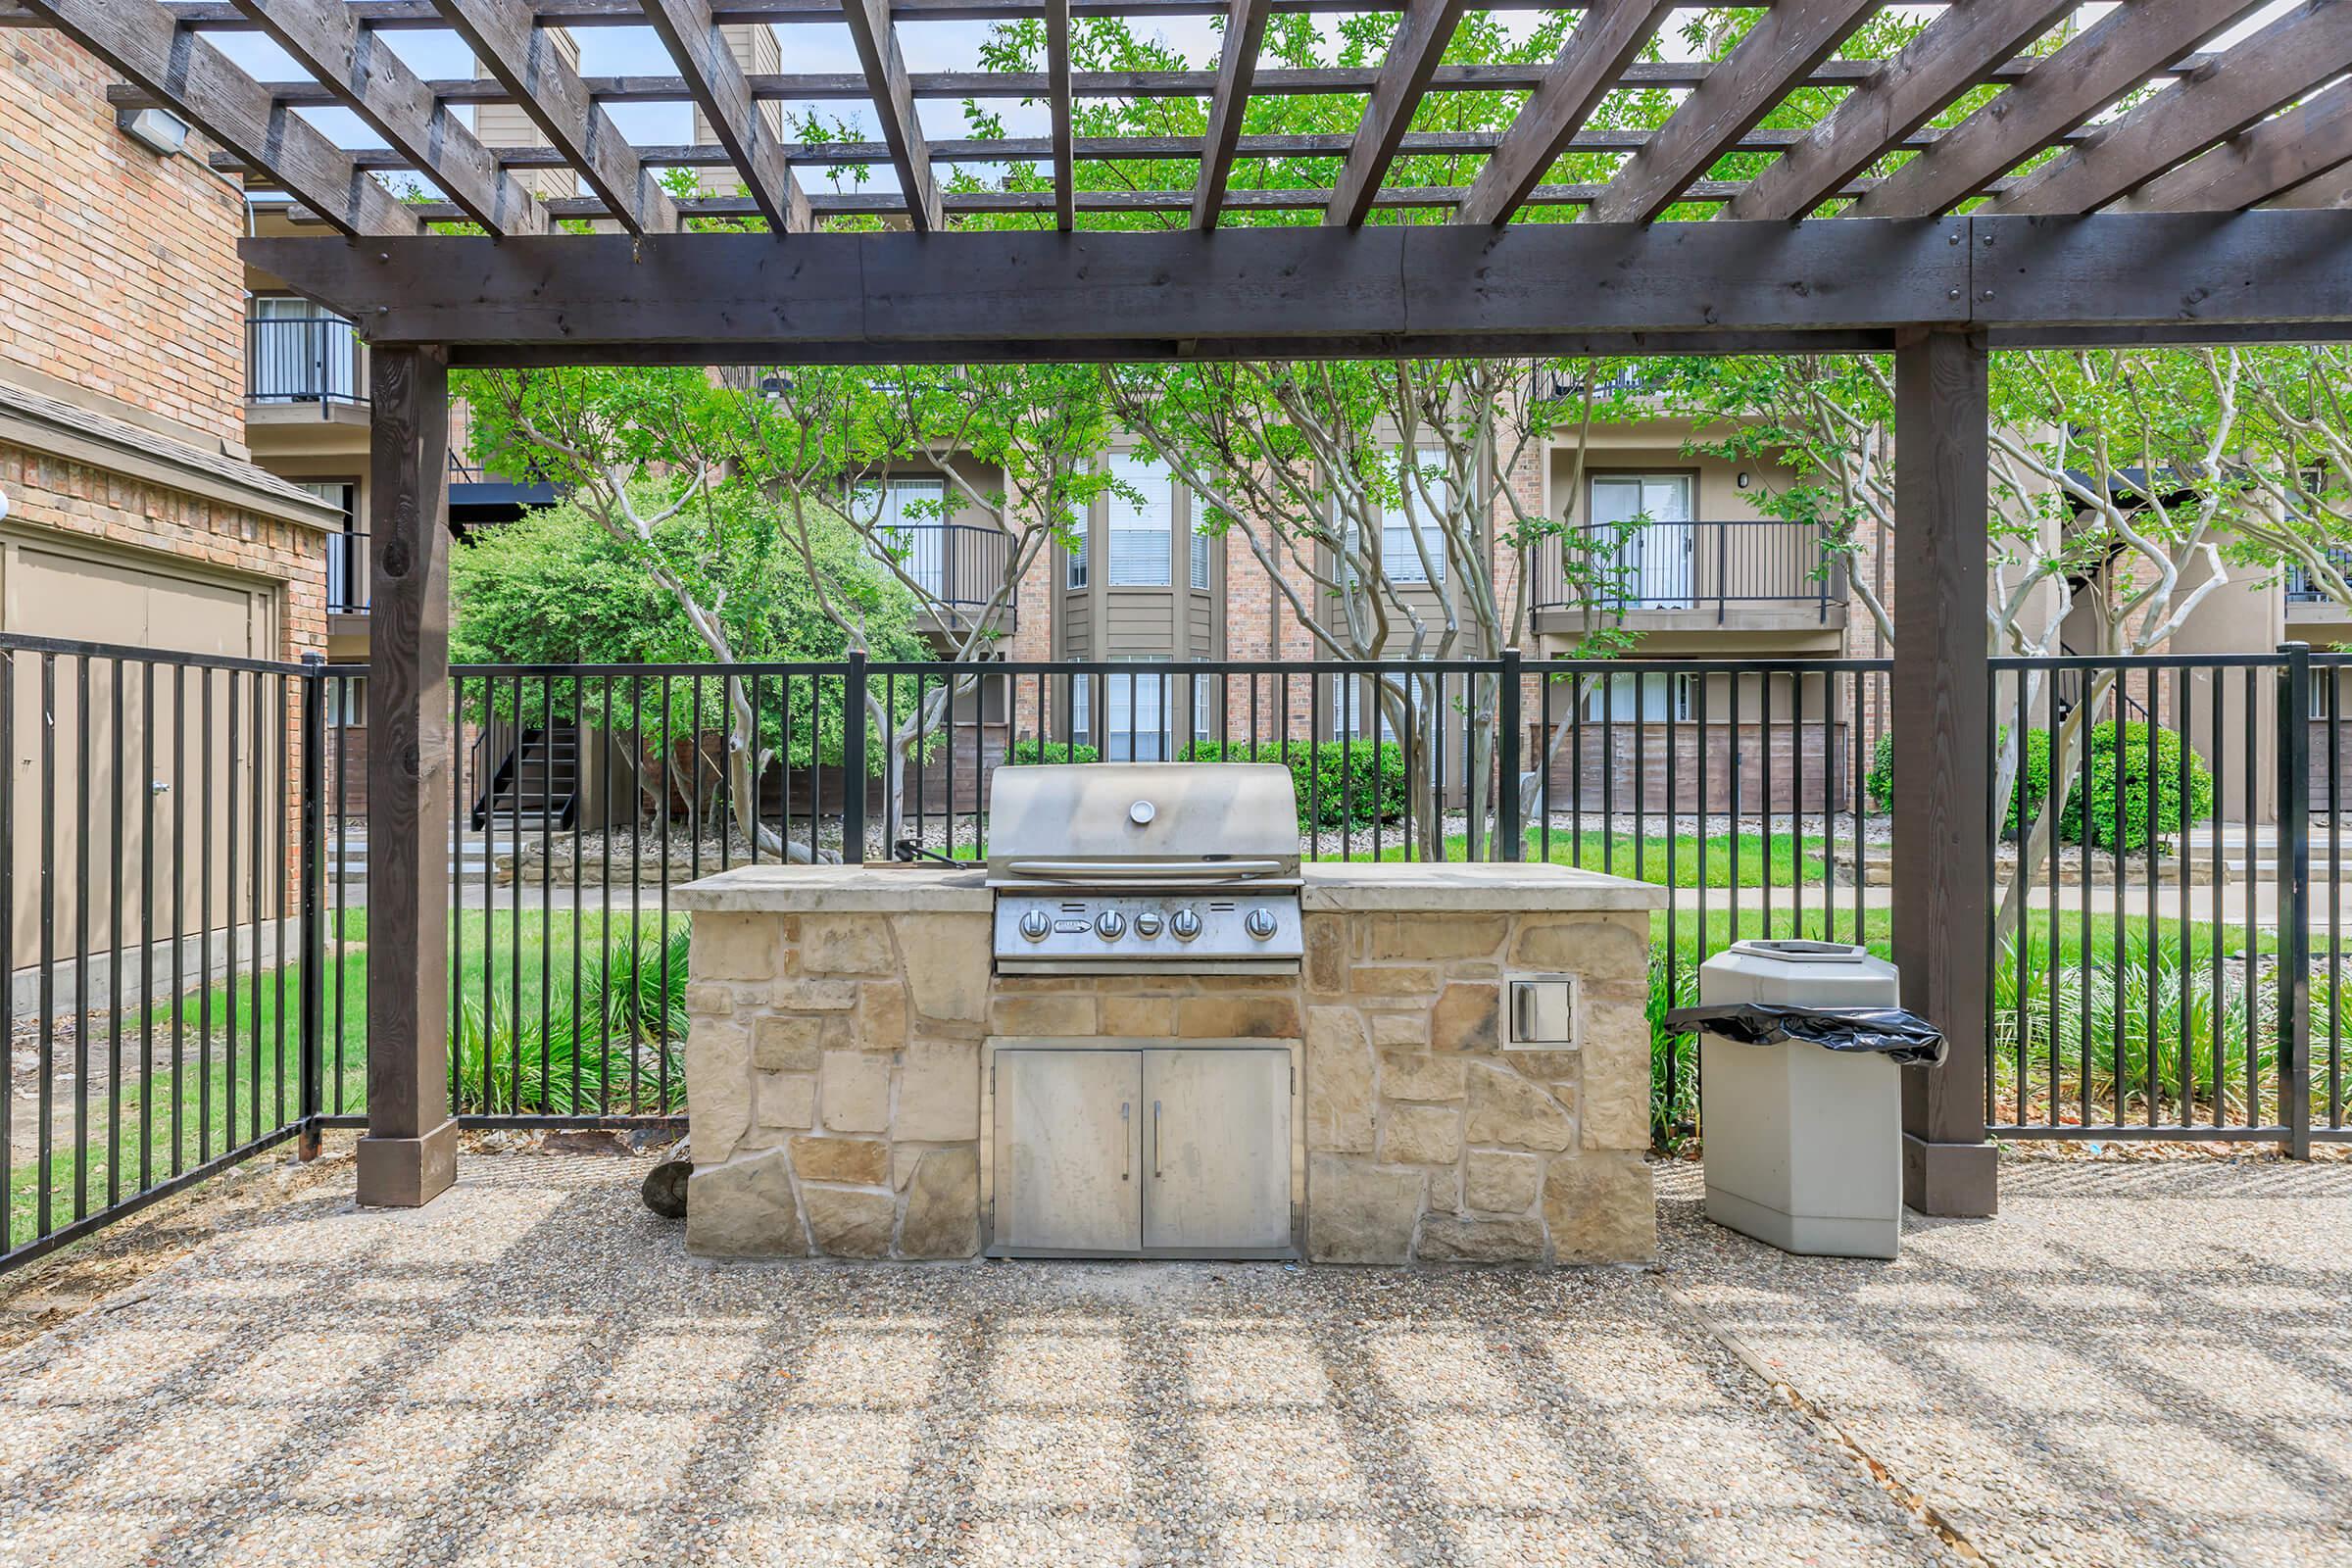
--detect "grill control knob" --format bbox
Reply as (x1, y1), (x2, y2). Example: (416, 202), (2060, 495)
(1134, 911), (1164, 938)
(1018, 908), (1053, 943)
(1245, 907), (1280, 941)
(1095, 909), (1128, 941)
(1169, 908), (1202, 942)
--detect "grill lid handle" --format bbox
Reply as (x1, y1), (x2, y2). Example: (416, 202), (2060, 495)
(1000, 858), (1288, 881)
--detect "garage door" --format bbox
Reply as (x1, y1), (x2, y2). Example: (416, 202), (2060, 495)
(8, 545), (280, 971)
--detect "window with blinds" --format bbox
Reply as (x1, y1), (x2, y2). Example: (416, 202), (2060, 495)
(1107, 453), (1172, 587)
(1342, 447), (1449, 585)
(861, 476), (948, 598)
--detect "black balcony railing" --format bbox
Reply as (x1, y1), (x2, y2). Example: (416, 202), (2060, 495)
(870, 522), (1015, 621)
(1529, 518), (1843, 623)
(327, 530), (369, 615)
(2284, 552), (2352, 605)
(247, 314), (365, 412)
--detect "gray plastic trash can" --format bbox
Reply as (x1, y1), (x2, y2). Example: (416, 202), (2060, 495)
(1697, 940), (1904, 1259)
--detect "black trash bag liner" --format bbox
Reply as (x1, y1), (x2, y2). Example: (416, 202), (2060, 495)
(1660, 1004), (1948, 1067)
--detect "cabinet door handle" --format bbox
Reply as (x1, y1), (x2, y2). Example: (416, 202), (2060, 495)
(1152, 1100), (1163, 1179)
(1121, 1102), (1132, 1181)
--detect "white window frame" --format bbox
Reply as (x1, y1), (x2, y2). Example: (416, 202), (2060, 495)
(1105, 453), (1173, 588)
(859, 476), (949, 599)
(1103, 662), (1173, 761)
(1581, 671), (1695, 723)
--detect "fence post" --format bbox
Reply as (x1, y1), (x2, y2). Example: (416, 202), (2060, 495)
(843, 649), (868, 865)
(2278, 642), (2313, 1159)
(297, 653), (325, 1160)
(1497, 649), (1523, 861)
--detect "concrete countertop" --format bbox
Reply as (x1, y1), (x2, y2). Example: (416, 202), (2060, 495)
(672, 859), (1663, 914)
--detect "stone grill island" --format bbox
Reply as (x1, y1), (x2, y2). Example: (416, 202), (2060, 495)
(673, 858), (1666, 1266)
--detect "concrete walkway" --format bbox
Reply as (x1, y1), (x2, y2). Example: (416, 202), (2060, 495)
(2, 1152), (2345, 1566)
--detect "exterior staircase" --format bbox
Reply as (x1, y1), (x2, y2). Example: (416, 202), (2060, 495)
(470, 726), (581, 834)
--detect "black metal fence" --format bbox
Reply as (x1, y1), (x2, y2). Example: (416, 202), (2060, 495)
(12, 638), (2346, 1274)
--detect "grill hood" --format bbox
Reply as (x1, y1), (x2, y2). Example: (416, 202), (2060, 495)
(986, 762), (1300, 886)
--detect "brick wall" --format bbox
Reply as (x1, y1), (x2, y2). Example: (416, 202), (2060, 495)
(0, 31), (248, 445)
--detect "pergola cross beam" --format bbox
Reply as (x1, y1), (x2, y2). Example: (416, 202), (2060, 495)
(1452, 0), (1673, 227)
(840, 0), (945, 229)
(1325, 0), (1468, 227)
(432, 0), (682, 234)
(1989, 0), (2352, 216)
(229, 0), (549, 235)
(1193, 0), (1274, 229)
(1586, 0), (1880, 223)
(639, 0), (813, 232)
(19, 0), (420, 237)
(1852, 0), (2271, 219)
(1723, 0), (2075, 221)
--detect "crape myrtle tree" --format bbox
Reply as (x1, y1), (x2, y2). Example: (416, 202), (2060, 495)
(465, 361), (1115, 857)
(462, 367), (929, 860)
(1649, 348), (2240, 940)
(738, 362), (1116, 853)
(2194, 346), (2352, 612)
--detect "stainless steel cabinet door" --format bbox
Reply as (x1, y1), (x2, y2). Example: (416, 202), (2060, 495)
(993, 1049), (1143, 1254)
(1143, 1049), (1294, 1251)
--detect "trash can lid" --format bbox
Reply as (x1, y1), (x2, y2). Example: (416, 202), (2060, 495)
(1725, 939), (1871, 963)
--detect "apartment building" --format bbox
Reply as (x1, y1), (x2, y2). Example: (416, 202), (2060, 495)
(0, 30), (341, 971)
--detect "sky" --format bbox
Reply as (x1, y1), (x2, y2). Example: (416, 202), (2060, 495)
(205, 2), (2308, 208)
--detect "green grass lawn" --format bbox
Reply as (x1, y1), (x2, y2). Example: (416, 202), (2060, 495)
(5, 906), (684, 1251)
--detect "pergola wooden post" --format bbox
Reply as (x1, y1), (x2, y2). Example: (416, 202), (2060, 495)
(1892, 325), (1996, 1217)
(359, 345), (459, 1208)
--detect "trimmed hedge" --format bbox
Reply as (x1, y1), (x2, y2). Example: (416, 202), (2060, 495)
(1871, 720), (2214, 852)
(1003, 739), (1102, 766)
(1182, 739), (1406, 829)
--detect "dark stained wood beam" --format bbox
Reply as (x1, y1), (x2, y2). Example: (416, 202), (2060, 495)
(229, 0), (547, 235)
(2266, 155), (2352, 211)
(1853, 0), (2269, 218)
(1192, 0), (1273, 228)
(841, 0), (945, 229)
(110, 53), (2224, 109)
(358, 344), (459, 1210)
(1452, 0), (1673, 226)
(239, 212), (2352, 358)
(1723, 0), (2073, 221)
(17, 0), (418, 237)
(639, 0), (813, 232)
(2120, 77), (2352, 214)
(1325, 0), (1468, 227)
(1989, 0), (2352, 216)
(432, 0), (680, 233)
(215, 122), (2097, 177)
(1891, 324), (1995, 1218)
(1046, 0), (1073, 229)
(1587, 0), (1879, 223)
(27, 0), (1788, 24)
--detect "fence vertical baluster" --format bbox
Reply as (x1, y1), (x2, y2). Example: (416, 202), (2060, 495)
(569, 675), (582, 1114)
(2142, 675), (2159, 1129)
(172, 664), (184, 1173)
(843, 653), (867, 865)
(1791, 668), (1804, 936)
(107, 659), (124, 1207)
(335, 668), (349, 1115)
(2245, 667), (2260, 1129)
(274, 670), (289, 1137)
(453, 674), (466, 1116)
(601, 676), (615, 1116)
(1600, 668), (1615, 879)
(2213, 671), (2228, 1129)
(220, 663), (236, 1175)
(74, 655), (92, 1219)
(299, 656), (324, 1159)
(2329, 662), (2343, 1132)
(1693, 671), (1708, 984)
(1727, 674), (1741, 936)
(199, 663), (213, 1170)
(659, 673), (673, 1114)
(1499, 649), (1522, 863)
(1760, 670), (1773, 942)
(2175, 669), (2191, 1124)
(0, 654), (11, 1243)
(2279, 644), (2313, 1158)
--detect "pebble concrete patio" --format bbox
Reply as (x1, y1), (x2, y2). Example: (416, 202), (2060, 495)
(0, 1152), (2343, 1568)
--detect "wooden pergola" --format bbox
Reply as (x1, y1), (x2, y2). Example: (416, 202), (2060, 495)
(23, 0), (2352, 1213)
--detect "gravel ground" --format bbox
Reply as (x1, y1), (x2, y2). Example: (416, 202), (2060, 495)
(0, 1152), (1964, 1568)
(1662, 1158), (2352, 1568)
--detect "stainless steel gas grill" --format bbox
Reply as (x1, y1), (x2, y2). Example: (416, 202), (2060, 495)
(987, 762), (1303, 975)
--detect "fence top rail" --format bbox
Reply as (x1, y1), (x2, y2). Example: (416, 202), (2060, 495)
(441, 655), (1914, 681)
(0, 631), (314, 679)
(1989, 652), (2294, 672)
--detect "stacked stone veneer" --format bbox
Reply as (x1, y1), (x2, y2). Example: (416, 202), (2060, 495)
(681, 879), (1656, 1266)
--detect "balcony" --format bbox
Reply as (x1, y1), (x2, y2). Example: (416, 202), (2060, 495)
(327, 529), (369, 616)
(869, 522), (1017, 631)
(247, 313), (366, 417)
(1529, 518), (1846, 634)
(2285, 553), (2352, 628)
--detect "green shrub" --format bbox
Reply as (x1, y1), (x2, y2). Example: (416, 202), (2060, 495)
(1182, 739), (1406, 829)
(1875, 720), (2213, 852)
(1004, 738), (1102, 765)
